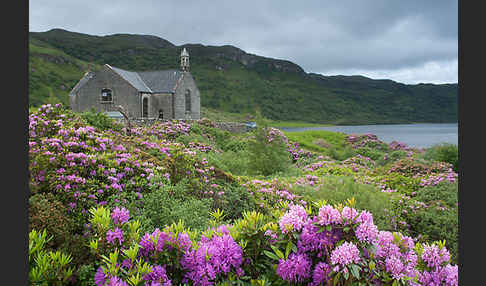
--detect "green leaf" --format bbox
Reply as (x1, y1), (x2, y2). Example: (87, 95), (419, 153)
(350, 264), (360, 279)
(343, 269), (349, 280)
(263, 250), (279, 261)
(285, 241), (292, 259)
(270, 245), (284, 259)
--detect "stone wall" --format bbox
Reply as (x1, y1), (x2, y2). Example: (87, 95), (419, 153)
(117, 118), (248, 133)
(213, 122), (247, 133)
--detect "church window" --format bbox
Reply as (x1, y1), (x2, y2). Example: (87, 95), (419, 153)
(101, 88), (112, 102)
(185, 90), (191, 112)
(142, 97), (148, 118)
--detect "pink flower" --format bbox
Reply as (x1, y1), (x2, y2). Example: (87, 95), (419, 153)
(330, 242), (361, 267)
(317, 205), (342, 226)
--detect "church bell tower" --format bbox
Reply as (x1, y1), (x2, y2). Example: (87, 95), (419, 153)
(180, 48), (189, 72)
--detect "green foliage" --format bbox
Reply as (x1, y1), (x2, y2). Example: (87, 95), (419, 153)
(355, 146), (385, 161)
(213, 182), (257, 223)
(328, 145), (358, 161)
(293, 176), (396, 230)
(248, 113), (292, 176)
(283, 130), (348, 154)
(389, 182), (458, 264)
(205, 150), (251, 176)
(29, 229), (74, 286)
(29, 193), (74, 249)
(422, 143), (458, 172)
(77, 264), (97, 286)
(139, 181), (212, 233)
(80, 108), (123, 131)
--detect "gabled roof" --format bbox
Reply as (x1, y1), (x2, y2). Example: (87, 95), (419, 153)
(106, 65), (185, 94)
(108, 65), (152, 92)
(69, 71), (95, 96)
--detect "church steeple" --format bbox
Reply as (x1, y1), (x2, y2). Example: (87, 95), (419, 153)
(180, 48), (189, 71)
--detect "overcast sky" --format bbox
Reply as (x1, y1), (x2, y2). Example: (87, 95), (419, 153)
(29, 0), (458, 84)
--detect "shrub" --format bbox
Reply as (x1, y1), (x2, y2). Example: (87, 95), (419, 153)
(355, 146), (385, 161)
(328, 145), (357, 161)
(292, 176), (395, 230)
(140, 181), (212, 233)
(80, 108), (122, 131)
(212, 182), (257, 222)
(29, 229), (74, 285)
(423, 143), (459, 172)
(205, 149), (251, 176)
(405, 182), (458, 263)
(248, 119), (292, 176)
(29, 193), (74, 249)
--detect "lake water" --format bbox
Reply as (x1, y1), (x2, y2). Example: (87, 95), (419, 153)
(280, 123), (458, 149)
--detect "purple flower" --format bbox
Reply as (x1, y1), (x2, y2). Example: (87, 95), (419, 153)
(355, 221), (378, 243)
(106, 228), (124, 245)
(181, 233), (243, 286)
(111, 207), (130, 225)
(144, 265), (172, 286)
(317, 205), (342, 226)
(310, 262), (331, 286)
(107, 276), (129, 286)
(94, 267), (107, 286)
(276, 253), (311, 283)
(278, 204), (308, 233)
(330, 242), (361, 268)
(341, 206), (359, 224)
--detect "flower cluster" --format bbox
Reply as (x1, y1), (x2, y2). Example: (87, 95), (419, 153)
(181, 231), (244, 286)
(278, 204), (308, 233)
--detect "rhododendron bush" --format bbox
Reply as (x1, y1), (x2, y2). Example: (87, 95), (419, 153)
(28, 104), (458, 285)
(86, 204), (457, 286)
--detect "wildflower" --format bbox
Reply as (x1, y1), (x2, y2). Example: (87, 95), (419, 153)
(276, 253), (311, 283)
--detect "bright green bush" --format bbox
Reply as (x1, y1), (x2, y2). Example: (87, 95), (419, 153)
(355, 146), (385, 161)
(139, 181), (212, 233)
(212, 182), (257, 222)
(328, 145), (357, 161)
(205, 150), (251, 176)
(80, 108), (122, 131)
(248, 123), (292, 176)
(29, 229), (74, 285)
(292, 176), (395, 230)
(423, 143), (459, 172)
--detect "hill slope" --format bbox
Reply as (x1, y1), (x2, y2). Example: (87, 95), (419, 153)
(29, 29), (457, 124)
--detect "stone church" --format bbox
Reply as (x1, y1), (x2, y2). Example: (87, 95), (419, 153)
(69, 48), (200, 120)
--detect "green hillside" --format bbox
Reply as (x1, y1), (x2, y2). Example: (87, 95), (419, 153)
(29, 37), (101, 106)
(29, 28), (457, 124)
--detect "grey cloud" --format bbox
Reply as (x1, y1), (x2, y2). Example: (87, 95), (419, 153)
(29, 0), (457, 84)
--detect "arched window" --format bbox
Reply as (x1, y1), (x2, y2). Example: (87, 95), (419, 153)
(101, 88), (112, 102)
(158, 109), (163, 119)
(185, 90), (191, 112)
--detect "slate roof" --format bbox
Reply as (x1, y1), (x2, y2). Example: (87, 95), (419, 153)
(69, 71), (95, 96)
(137, 70), (183, 93)
(109, 65), (152, 92)
(107, 65), (184, 94)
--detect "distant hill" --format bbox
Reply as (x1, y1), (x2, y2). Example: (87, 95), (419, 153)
(29, 28), (457, 124)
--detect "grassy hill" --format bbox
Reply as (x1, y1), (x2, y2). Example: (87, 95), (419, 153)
(29, 28), (457, 125)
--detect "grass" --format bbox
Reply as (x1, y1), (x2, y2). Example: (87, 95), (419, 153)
(282, 129), (348, 153)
